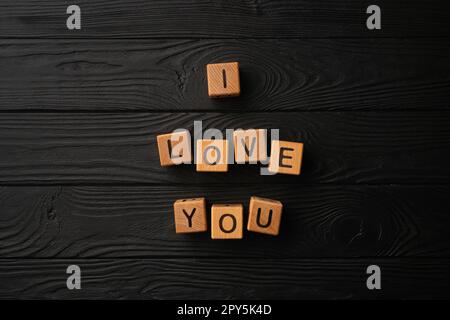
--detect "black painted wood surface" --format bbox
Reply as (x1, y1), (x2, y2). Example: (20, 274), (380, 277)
(0, 0), (450, 300)
(1, 39), (449, 111)
(0, 112), (448, 185)
(0, 0), (449, 38)
(1, 258), (450, 299)
(1, 185), (449, 258)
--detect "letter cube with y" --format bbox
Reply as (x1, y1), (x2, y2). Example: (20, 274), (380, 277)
(157, 131), (192, 166)
(268, 140), (303, 175)
(207, 62), (240, 98)
(247, 197), (283, 236)
(211, 204), (243, 239)
(173, 198), (207, 233)
(196, 139), (228, 172)
(234, 129), (268, 164)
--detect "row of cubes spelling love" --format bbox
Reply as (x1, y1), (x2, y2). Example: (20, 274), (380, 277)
(156, 129), (304, 175)
(174, 197), (282, 239)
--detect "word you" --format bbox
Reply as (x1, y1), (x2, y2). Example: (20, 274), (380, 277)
(157, 125), (303, 176)
(174, 196), (282, 238)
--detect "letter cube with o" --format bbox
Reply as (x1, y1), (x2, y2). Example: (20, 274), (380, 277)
(268, 140), (303, 175)
(247, 196), (283, 236)
(173, 198), (207, 233)
(157, 131), (192, 166)
(196, 139), (228, 172)
(211, 204), (243, 239)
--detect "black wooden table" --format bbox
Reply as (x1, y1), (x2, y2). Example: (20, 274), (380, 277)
(0, 0), (449, 299)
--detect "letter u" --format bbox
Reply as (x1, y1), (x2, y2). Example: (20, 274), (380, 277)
(256, 208), (273, 228)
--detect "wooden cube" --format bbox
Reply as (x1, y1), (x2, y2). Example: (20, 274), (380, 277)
(233, 129), (268, 164)
(157, 131), (192, 167)
(211, 204), (243, 239)
(196, 139), (228, 172)
(247, 196), (283, 236)
(207, 62), (240, 98)
(268, 140), (303, 175)
(173, 198), (207, 233)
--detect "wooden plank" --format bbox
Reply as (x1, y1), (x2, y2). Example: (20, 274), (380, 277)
(0, 0), (449, 38)
(1, 39), (449, 111)
(0, 112), (449, 185)
(0, 258), (449, 299)
(1, 185), (449, 258)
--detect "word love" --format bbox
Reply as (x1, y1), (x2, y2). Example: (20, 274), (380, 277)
(174, 197), (283, 238)
(157, 128), (304, 176)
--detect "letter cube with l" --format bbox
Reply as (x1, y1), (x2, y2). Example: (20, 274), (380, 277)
(247, 196), (283, 236)
(268, 140), (303, 175)
(157, 131), (192, 166)
(173, 198), (207, 233)
(211, 204), (243, 239)
(233, 129), (268, 164)
(196, 139), (228, 172)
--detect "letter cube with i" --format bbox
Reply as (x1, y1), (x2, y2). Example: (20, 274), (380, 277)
(211, 204), (243, 239)
(233, 129), (268, 164)
(157, 130), (192, 166)
(173, 198), (207, 233)
(196, 139), (228, 172)
(247, 197), (283, 236)
(207, 62), (240, 98)
(268, 140), (303, 175)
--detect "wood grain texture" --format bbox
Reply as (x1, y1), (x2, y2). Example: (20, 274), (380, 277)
(0, 0), (449, 38)
(1, 39), (449, 111)
(1, 185), (449, 258)
(1, 258), (449, 299)
(0, 112), (448, 185)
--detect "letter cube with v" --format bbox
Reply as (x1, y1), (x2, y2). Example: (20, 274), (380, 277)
(233, 129), (268, 164)
(211, 204), (243, 239)
(157, 131), (192, 166)
(173, 198), (207, 233)
(247, 196), (283, 236)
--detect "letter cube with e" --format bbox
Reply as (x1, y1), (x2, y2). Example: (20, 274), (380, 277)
(157, 131), (192, 166)
(173, 198), (207, 233)
(268, 140), (303, 175)
(233, 129), (268, 164)
(247, 196), (283, 236)
(211, 204), (243, 239)
(196, 139), (228, 172)
(207, 62), (240, 98)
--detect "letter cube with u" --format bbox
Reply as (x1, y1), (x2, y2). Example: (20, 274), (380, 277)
(173, 198), (207, 233)
(247, 196), (283, 236)
(157, 130), (192, 166)
(211, 204), (243, 239)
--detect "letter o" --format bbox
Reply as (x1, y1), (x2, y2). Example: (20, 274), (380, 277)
(219, 214), (236, 233)
(203, 145), (221, 165)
